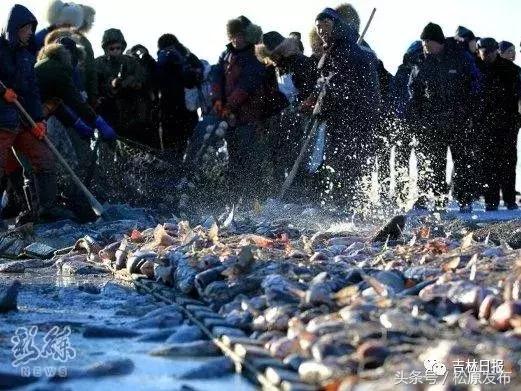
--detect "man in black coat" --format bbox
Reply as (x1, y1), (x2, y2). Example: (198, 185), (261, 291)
(157, 34), (203, 161)
(311, 8), (381, 207)
(475, 38), (521, 210)
(408, 23), (481, 212)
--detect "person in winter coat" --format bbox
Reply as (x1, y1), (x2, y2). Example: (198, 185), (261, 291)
(127, 44), (160, 149)
(127, 44), (159, 100)
(211, 17), (266, 126)
(454, 26), (478, 56)
(310, 8), (381, 207)
(499, 41), (516, 62)
(36, 40), (115, 136)
(0, 4), (59, 223)
(156, 34), (203, 160)
(408, 23), (481, 212)
(35, 38), (116, 221)
(255, 31), (316, 193)
(257, 32), (317, 103)
(475, 38), (521, 210)
(95, 28), (147, 144)
(309, 3), (391, 98)
(210, 16), (269, 201)
(35, 1), (98, 106)
(310, 3), (392, 202)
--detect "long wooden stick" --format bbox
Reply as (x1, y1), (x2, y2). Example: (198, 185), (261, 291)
(1, 82), (104, 217)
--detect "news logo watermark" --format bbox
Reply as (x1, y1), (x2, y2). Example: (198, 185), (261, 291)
(11, 325), (76, 378)
(395, 358), (512, 386)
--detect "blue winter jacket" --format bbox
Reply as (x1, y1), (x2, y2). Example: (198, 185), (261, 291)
(0, 4), (44, 132)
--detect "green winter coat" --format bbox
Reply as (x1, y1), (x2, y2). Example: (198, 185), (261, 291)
(36, 27), (98, 103)
(35, 43), (96, 124)
(95, 52), (147, 132)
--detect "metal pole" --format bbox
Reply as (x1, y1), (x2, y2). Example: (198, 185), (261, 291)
(358, 8), (377, 45)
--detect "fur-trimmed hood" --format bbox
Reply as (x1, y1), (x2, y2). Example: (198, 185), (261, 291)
(37, 42), (73, 67)
(44, 27), (82, 46)
(41, 28), (86, 63)
(309, 3), (360, 56)
(44, 27), (86, 57)
(309, 28), (324, 57)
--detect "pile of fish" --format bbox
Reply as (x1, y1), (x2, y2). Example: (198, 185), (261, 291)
(52, 205), (521, 388)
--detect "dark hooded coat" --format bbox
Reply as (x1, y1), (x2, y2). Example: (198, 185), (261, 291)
(35, 43), (96, 125)
(0, 4), (44, 131)
(318, 18), (381, 143)
(36, 27), (98, 103)
(311, 13), (382, 204)
(95, 29), (147, 135)
(476, 55), (521, 133)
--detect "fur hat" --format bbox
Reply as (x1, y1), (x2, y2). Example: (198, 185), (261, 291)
(226, 16), (262, 45)
(47, 1), (84, 28)
(256, 37), (302, 64)
(158, 33), (181, 50)
(78, 4), (95, 33)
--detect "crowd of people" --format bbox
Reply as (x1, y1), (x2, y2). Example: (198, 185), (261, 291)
(0, 1), (520, 227)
